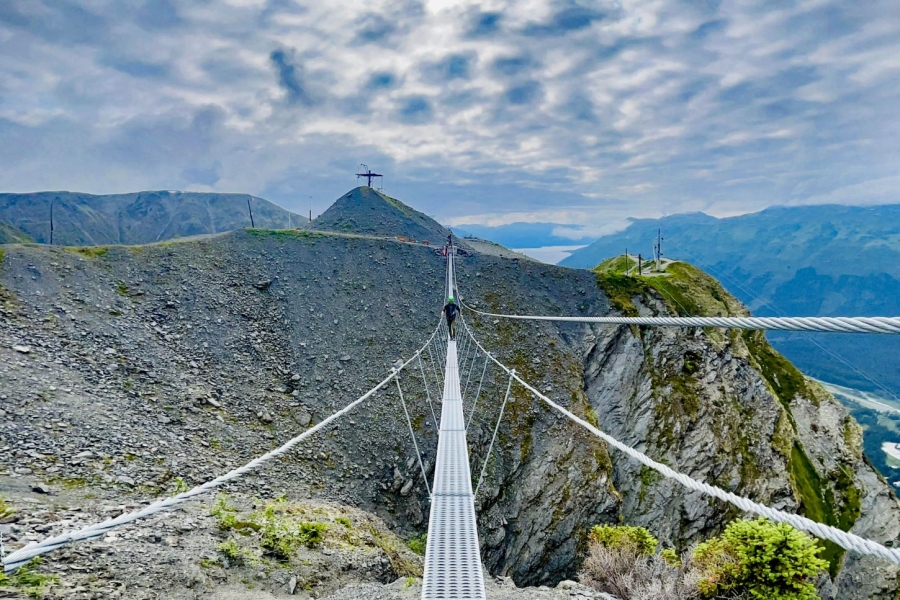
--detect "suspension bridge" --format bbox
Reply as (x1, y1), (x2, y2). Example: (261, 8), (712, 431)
(5, 246), (900, 599)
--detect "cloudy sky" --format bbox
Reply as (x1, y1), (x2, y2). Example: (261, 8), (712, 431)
(1, 0), (898, 236)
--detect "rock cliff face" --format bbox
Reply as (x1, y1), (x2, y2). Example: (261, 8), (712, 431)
(456, 259), (900, 598)
(1, 195), (898, 598)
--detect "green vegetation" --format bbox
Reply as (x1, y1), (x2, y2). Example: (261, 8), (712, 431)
(210, 495), (327, 561)
(692, 518), (827, 600)
(660, 547), (681, 567)
(743, 330), (811, 407)
(588, 524), (658, 555)
(0, 496), (14, 521)
(335, 516), (352, 528)
(593, 271), (643, 317)
(0, 558), (58, 599)
(114, 281), (129, 296)
(217, 539), (247, 564)
(247, 228), (321, 240)
(788, 442), (858, 576)
(69, 246), (108, 258)
(407, 533), (427, 556)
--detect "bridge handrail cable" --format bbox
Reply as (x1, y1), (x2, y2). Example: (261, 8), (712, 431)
(2, 321), (445, 573)
(461, 302), (900, 334)
(457, 319), (900, 565)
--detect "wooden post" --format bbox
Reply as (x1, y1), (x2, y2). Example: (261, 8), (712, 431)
(247, 198), (255, 228)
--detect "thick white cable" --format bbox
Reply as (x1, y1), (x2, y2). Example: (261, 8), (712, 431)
(461, 302), (900, 335)
(3, 322), (443, 573)
(459, 325), (900, 565)
(474, 372), (514, 499)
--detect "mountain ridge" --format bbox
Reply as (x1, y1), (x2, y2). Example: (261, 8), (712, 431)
(559, 203), (900, 395)
(0, 190), (302, 246)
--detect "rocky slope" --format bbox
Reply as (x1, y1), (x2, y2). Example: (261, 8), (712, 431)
(0, 190), (301, 246)
(0, 192), (898, 598)
(311, 187), (450, 245)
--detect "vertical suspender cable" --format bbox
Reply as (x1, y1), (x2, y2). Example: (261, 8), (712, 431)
(418, 354), (438, 427)
(466, 357), (490, 432)
(395, 373), (432, 497)
(474, 372), (514, 499)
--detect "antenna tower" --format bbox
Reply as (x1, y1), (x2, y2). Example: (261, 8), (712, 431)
(654, 228), (663, 270)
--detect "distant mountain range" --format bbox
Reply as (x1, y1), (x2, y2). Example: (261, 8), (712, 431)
(0, 190), (300, 246)
(560, 204), (900, 394)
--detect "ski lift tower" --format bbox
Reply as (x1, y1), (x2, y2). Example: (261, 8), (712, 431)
(356, 164), (383, 189)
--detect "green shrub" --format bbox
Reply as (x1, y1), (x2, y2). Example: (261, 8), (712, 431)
(692, 518), (827, 600)
(407, 533), (427, 556)
(259, 510), (326, 560)
(589, 525), (658, 555)
(660, 547), (681, 567)
(217, 539), (245, 564)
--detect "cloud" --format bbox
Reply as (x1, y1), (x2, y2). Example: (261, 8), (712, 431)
(397, 95), (432, 124)
(466, 11), (502, 37)
(0, 0), (897, 232)
(521, 5), (610, 37)
(269, 48), (316, 106)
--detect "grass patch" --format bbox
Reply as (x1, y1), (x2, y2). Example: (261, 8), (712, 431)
(743, 330), (810, 406)
(0, 496), (14, 520)
(407, 533), (427, 556)
(0, 558), (59, 598)
(211, 495), (327, 561)
(247, 228), (320, 239)
(69, 246), (108, 258)
(593, 272), (643, 317)
(789, 442), (850, 576)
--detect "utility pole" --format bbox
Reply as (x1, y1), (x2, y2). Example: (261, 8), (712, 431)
(625, 248), (629, 277)
(247, 197), (255, 228)
(638, 253), (642, 276)
(49, 198), (54, 245)
(655, 228), (663, 271)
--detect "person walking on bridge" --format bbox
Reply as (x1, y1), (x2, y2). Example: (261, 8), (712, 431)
(442, 296), (459, 340)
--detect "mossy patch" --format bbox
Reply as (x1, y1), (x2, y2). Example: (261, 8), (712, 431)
(210, 495), (423, 576)
(247, 228), (321, 240)
(593, 271), (643, 317)
(788, 442), (854, 577)
(742, 330), (811, 407)
(69, 246), (109, 258)
(0, 558), (59, 598)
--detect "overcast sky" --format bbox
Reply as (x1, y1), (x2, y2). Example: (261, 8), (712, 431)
(1, 0), (898, 237)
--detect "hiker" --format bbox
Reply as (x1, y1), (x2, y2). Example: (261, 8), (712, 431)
(442, 297), (459, 340)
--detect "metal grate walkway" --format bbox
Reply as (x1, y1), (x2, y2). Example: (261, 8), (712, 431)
(422, 340), (486, 600)
(422, 245), (486, 600)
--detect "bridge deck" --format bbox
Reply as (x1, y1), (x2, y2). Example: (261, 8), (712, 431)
(421, 339), (486, 600)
